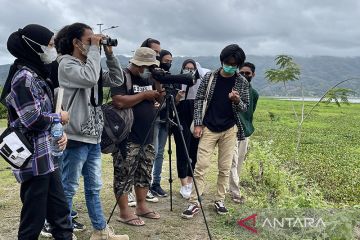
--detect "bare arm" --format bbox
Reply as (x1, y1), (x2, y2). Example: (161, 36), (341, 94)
(112, 90), (159, 109)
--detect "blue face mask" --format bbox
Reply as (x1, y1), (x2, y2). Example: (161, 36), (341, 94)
(223, 64), (238, 74)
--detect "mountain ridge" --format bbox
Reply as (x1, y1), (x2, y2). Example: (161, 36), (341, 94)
(1, 55), (359, 96)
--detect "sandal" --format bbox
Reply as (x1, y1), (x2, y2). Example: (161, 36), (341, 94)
(116, 216), (145, 226)
(136, 211), (160, 219)
(232, 195), (245, 204)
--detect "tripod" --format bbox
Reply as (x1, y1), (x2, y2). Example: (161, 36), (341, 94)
(107, 85), (212, 240)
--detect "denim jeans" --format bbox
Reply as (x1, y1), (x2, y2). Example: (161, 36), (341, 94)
(61, 143), (106, 230)
(152, 118), (168, 186)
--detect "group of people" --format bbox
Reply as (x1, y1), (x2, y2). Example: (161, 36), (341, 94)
(2, 22), (258, 240)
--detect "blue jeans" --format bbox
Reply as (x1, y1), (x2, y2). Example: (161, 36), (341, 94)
(152, 119), (168, 186)
(61, 143), (106, 230)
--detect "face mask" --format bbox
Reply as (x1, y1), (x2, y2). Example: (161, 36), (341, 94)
(160, 62), (171, 71)
(182, 69), (194, 74)
(244, 75), (253, 82)
(139, 67), (151, 79)
(22, 35), (58, 64)
(223, 64), (238, 75)
(77, 40), (90, 56)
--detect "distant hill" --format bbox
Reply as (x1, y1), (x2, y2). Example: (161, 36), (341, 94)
(1, 55), (360, 96)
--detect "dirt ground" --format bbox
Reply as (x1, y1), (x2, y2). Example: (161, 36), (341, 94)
(0, 154), (228, 240)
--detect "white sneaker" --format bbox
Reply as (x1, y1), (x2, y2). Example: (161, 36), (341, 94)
(146, 190), (159, 203)
(180, 185), (190, 199)
(90, 225), (129, 240)
(128, 192), (136, 207)
(186, 182), (193, 194)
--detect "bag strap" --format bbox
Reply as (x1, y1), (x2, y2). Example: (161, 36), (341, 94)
(67, 89), (79, 110)
(201, 72), (214, 119)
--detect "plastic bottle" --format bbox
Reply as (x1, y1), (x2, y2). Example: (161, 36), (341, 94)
(51, 117), (64, 157)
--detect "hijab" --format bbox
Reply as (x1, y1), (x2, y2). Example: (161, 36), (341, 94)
(0, 24), (54, 105)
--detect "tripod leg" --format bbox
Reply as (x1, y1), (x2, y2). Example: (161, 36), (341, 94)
(168, 95), (212, 240)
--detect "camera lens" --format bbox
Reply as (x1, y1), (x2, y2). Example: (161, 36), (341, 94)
(101, 37), (118, 47)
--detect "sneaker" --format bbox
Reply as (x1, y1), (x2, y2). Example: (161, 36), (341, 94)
(181, 203), (200, 219)
(128, 192), (137, 207)
(40, 222), (53, 238)
(186, 183), (193, 195)
(90, 225), (129, 240)
(180, 185), (190, 199)
(214, 200), (228, 215)
(146, 190), (159, 203)
(72, 219), (86, 232)
(71, 210), (78, 219)
(150, 185), (168, 197)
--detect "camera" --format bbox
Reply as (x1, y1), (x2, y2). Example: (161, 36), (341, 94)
(101, 37), (118, 47)
(150, 68), (198, 86)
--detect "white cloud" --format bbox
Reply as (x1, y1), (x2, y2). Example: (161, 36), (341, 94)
(0, 0), (360, 64)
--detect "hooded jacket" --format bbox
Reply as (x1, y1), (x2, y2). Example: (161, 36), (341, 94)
(58, 45), (124, 144)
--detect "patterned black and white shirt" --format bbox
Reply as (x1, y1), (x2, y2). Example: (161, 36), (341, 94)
(194, 68), (250, 140)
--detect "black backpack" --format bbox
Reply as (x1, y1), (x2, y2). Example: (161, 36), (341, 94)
(101, 70), (133, 154)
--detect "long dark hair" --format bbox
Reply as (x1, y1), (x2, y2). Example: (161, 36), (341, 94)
(55, 23), (92, 55)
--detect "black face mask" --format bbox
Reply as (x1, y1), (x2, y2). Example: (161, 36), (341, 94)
(160, 62), (171, 71)
(244, 75), (253, 82)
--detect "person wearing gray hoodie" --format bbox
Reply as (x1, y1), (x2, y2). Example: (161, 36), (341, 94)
(55, 23), (128, 240)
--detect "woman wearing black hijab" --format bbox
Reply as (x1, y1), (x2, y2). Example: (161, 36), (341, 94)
(3, 24), (73, 240)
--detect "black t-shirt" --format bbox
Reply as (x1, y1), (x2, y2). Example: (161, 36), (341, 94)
(203, 73), (236, 132)
(111, 71), (156, 145)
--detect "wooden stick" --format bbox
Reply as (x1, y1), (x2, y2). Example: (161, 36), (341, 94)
(55, 88), (64, 113)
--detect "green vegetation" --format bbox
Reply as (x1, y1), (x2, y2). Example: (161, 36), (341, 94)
(0, 98), (359, 239)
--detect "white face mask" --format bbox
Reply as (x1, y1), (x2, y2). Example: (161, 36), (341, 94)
(22, 35), (57, 64)
(39, 45), (57, 64)
(77, 41), (90, 56)
(139, 67), (151, 79)
(182, 69), (194, 74)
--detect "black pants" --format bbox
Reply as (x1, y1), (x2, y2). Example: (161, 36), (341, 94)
(18, 169), (73, 240)
(172, 100), (199, 179)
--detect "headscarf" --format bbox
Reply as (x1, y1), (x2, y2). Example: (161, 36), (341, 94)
(0, 24), (54, 105)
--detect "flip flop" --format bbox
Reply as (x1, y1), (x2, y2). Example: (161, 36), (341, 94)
(136, 211), (161, 219)
(116, 216), (145, 226)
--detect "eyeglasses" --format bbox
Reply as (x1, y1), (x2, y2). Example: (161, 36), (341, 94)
(239, 71), (252, 76)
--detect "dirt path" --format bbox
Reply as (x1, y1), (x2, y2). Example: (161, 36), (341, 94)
(0, 155), (225, 240)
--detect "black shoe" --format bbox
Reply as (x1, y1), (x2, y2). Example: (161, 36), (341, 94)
(181, 203), (200, 219)
(150, 185), (168, 197)
(40, 222), (53, 238)
(214, 200), (228, 215)
(72, 219), (86, 232)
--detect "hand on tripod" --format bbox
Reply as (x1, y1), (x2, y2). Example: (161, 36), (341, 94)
(175, 90), (185, 103)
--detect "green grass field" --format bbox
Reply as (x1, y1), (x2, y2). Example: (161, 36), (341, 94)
(0, 98), (359, 239)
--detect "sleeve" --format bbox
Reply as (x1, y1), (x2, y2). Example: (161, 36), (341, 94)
(253, 89), (259, 112)
(59, 45), (101, 89)
(110, 74), (128, 96)
(10, 72), (59, 131)
(233, 76), (250, 112)
(102, 53), (124, 87)
(194, 72), (210, 126)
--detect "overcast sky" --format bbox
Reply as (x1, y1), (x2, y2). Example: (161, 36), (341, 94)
(0, 0), (359, 64)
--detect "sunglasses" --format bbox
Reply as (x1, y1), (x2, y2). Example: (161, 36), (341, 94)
(239, 71), (252, 76)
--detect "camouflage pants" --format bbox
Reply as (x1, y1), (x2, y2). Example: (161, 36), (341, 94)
(113, 142), (155, 196)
